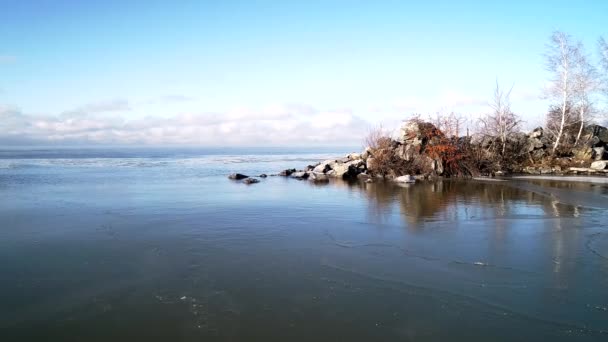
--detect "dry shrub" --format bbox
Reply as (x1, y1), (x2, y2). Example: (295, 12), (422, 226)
(365, 126), (409, 177)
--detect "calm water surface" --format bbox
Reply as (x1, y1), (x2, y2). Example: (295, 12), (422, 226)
(1, 148), (607, 341)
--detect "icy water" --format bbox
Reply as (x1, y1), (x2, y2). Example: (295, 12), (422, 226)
(1, 148), (608, 341)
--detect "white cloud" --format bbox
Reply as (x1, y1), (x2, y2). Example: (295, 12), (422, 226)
(0, 103), (370, 146)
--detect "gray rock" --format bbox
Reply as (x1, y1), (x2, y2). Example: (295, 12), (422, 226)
(529, 127), (543, 139)
(309, 172), (329, 182)
(228, 173), (249, 180)
(279, 169), (296, 176)
(360, 147), (372, 161)
(331, 160), (364, 179)
(590, 161), (607, 170)
(593, 147), (606, 161)
(313, 159), (335, 173)
(259, 174), (268, 178)
(585, 125), (608, 144)
(290, 171), (309, 179)
(243, 178), (260, 184)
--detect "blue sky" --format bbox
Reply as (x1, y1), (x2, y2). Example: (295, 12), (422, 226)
(0, 0), (607, 146)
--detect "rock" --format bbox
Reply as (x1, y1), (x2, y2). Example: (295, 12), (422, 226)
(228, 173), (249, 180)
(243, 178), (260, 184)
(569, 167), (595, 173)
(552, 165), (562, 172)
(332, 160), (365, 179)
(309, 172), (329, 182)
(585, 125), (608, 144)
(590, 161), (607, 170)
(539, 166), (552, 174)
(524, 166), (539, 174)
(313, 160), (335, 173)
(290, 171), (309, 179)
(366, 157), (376, 171)
(361, 147), (372, 161)
(593, 147), (606, 160)
(529, 127), (543, 139)
(399, 121), (423, 145)
(259, 174), (268, 178)
(347, 153), (361, 160)
(357, 173), (371, 181)
(394, 175), (416, 183)
(365, 178), (374, 183)
(279, 169), (296, 176)
(527, 138), (544, 151)
(494, 170), (505, 176)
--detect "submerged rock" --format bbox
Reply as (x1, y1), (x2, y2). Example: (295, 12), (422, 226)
(228, 173), (249, 180)
(242, 178), (260, 184)
(394, 175), (416, 183)
(259, 174), (268, 178)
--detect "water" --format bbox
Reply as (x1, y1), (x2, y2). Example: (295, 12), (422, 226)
(1, 148), (607, 341)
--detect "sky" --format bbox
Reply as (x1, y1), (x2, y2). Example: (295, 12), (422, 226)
(0, 0), (607, 146)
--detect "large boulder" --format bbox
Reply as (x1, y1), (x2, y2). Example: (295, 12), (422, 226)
(313, 159), (335, 173)
(593, 147), (606, 160)
(290, 171), (309, 179)
(308, 172), (329, 182)
(585, 125), (608, 145)
(399, 121), (424, 145)
(590, 161), (607, 170)
(331, 160), (365, 179)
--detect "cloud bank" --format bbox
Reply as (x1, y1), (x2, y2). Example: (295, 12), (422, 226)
(0, 103), (370, 147)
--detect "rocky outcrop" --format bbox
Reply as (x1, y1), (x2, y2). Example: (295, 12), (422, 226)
(251, 121), (608, 183)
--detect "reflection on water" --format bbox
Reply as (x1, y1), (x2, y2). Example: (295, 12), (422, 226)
(1, 166), (608, 341)
(333, 179), (593, 226)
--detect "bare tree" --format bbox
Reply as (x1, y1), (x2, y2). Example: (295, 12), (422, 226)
(572, 43), (598, 145)
(600, 37), (608, 86)
(544, 31), (578, 155)
(479, 81), (521, 156)
(428, 111), (468, 138)
(600, 37), (608, 115)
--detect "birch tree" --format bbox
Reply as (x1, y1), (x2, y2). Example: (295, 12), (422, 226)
(600, 37), (608, 86)
(600, 37), (608, 113)
(479, 81), (521, 157)
(572, 44), (598, 145)
(544, 31), (578, 155)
